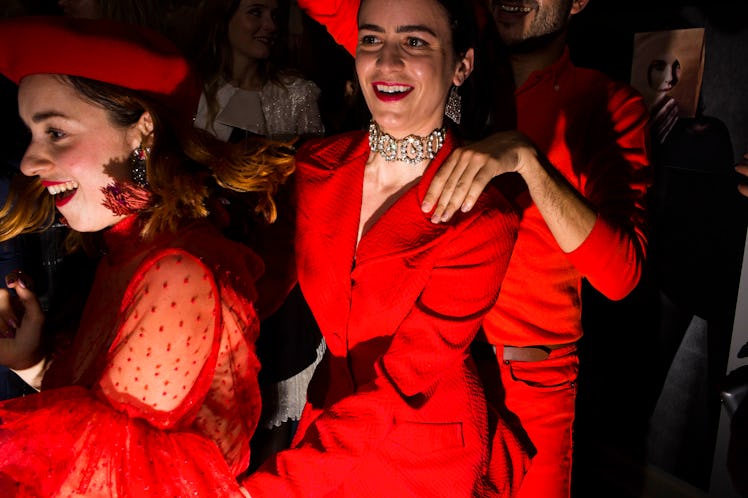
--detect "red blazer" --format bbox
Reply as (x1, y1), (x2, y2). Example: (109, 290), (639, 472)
(244, 130), (526, 497)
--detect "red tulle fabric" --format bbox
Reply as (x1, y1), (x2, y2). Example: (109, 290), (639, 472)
(0, 216), (263, 497)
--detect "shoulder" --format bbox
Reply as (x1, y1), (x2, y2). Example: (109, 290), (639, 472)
(149, 222), (264, 301)
(296, 130), (368, 172)
(136, 249), (211, 285)
(582, 70), (649, 132)
(265, 75), (321, 99)
(281, 74), (321, 92)
(570, 64), (646, 115)
(456, 182), (519, 246)
(124, 249), (218, 315)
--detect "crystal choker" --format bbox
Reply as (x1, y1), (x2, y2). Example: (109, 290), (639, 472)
(368, 121), (446, 165)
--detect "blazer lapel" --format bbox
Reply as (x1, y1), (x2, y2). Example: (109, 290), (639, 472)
(295, 133), (369, 350)
(296, 130), (460, 353)
(355, 131), (457, 267)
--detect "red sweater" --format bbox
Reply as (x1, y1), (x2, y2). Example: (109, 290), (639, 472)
(483, 50), (650, 346)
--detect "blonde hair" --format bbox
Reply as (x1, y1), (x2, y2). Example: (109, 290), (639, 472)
(0, 174), (54, 242)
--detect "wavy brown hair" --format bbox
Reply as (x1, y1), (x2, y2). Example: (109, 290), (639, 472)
(0, 75), (294, 247)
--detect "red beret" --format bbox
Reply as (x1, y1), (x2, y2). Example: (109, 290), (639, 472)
(0, 16), (200, 121)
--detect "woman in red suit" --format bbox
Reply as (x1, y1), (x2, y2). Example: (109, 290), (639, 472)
(242, 0), (528, 496)
(0, 17), (292, 497)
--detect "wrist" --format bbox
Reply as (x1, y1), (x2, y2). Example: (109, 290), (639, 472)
(514, 144), (541, 179)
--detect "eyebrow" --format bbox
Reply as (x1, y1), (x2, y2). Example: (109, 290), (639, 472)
(30, 111), (68, 123)
(359, 23), (438, 38)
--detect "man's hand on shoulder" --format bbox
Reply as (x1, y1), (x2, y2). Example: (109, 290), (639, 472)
(421, 131), (536, 223)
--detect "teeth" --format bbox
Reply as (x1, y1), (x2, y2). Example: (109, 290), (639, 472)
(500, 3), (532, 13)
(376, 84), (411, 94)
(47, 180), (78, 196)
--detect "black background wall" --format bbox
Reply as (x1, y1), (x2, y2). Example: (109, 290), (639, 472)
(569, 1), (748, 497)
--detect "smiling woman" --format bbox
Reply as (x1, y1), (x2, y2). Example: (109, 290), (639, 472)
(18, 74), (143, 233)
(0, 15), (293, 497)
(241, 0), (528, 496)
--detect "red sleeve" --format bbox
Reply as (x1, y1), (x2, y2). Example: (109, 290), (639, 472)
(566, 84), (651, 300)
(97, 250), (221, 428)
(0, 251), (252, 497)
(297, 0), (358, 56)
(242, 203), (518, 497)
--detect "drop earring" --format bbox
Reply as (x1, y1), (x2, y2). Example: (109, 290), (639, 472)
(129, 145), (150, 188)
(445, 86), (462, 125)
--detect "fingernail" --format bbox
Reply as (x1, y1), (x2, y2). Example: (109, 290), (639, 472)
(9, 270), (27, 289)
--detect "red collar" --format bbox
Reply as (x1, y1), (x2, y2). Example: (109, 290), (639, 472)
(515, 47), (571, 96)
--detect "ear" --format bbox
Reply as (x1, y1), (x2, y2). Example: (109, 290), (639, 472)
(127, 111), (155, 150)
(453, 47), (475, 87)
(570, 0), (590, 15)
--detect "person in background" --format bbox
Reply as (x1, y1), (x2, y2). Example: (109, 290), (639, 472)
(645, 53), (681, 144)
(294, 0), (651, 497)
(188, 0), (326, 472)
(242, 0), (529, 496)
(191, 0), (324, 143)
(0, 16), (293, 497)
(423, 2), (650, 497)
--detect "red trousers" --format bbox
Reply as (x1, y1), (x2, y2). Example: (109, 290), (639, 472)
(495, 345), (579, 498)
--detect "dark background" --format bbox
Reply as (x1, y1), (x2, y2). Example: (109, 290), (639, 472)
(568, 1), (748, 496)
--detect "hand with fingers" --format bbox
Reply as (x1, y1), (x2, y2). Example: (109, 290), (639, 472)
(650, 92), (679, 144)
(421, 130), (537, 223)
(0, 270), (45, 369)
(736, 153), (748, 198)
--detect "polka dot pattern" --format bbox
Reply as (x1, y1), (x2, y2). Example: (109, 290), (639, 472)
(103, 254), (216, 413)
(0, 219), (264, 495)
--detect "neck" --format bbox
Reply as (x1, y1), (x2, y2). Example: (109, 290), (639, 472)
(230, 54), (263, 90)
(508, 31), (567, 88)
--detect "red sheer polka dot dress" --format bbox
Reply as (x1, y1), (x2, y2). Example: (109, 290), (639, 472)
(0, 216), (263, 497)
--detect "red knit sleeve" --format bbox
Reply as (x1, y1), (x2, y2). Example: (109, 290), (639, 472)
(566, 83), (651, 299)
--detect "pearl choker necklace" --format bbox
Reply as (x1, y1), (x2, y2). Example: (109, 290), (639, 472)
(368, 121), (446, 165)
